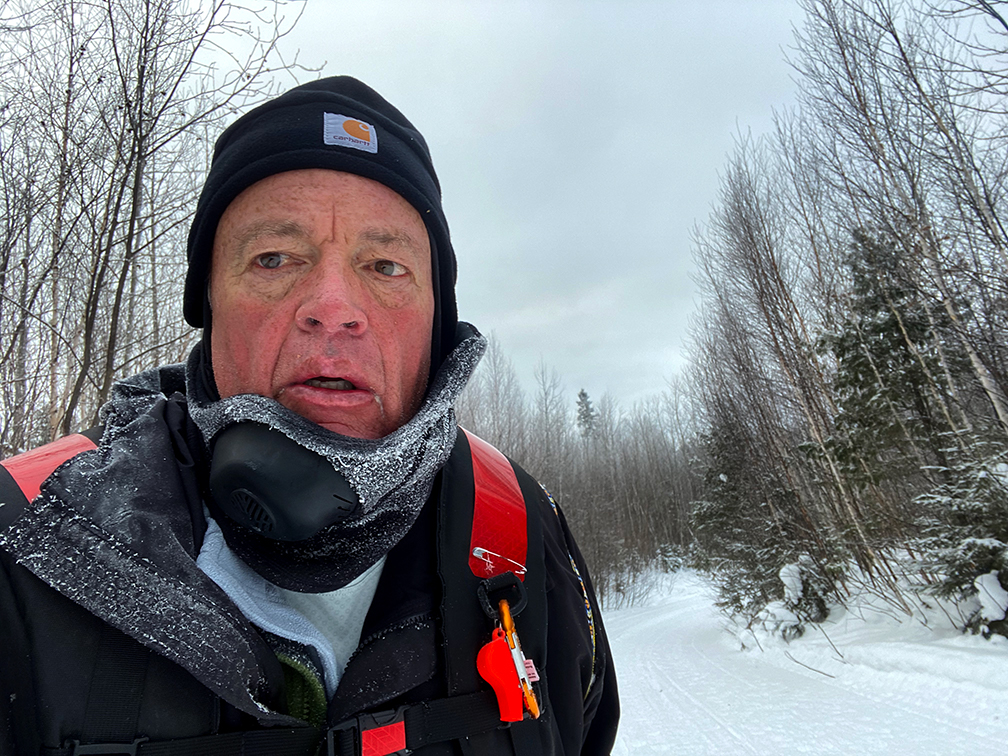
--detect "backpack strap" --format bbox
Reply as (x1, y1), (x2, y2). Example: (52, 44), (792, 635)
(438, 429), (548, 756)
(0, 432), (98, 529)
(44, 728), (322, 756)
(465, 430), (528, 580)
(80, 623), (151, 744)
(0, 431), (152, 743)
(47, 690), (502, 756)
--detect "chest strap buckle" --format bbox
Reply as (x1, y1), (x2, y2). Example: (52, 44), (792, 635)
(328, 706), (408, 756)
(327, 690), (509, 756)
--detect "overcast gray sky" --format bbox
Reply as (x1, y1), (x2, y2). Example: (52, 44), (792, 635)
(281, 0), (802, 404)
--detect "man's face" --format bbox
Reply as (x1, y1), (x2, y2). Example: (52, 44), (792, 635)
(209, 169), (435, 439)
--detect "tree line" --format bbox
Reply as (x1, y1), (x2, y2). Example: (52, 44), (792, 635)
(455, 340), (700, 608)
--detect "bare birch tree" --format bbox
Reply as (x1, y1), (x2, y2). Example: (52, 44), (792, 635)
(0, 0), (306, 452)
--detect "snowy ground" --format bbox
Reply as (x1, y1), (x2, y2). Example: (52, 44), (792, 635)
(605, 572), (1008, 754)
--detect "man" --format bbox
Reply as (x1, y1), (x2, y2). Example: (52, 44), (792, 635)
(0, 77), (618, 755)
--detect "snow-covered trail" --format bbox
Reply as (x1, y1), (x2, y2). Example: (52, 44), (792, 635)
(605, 574), (1008, 754)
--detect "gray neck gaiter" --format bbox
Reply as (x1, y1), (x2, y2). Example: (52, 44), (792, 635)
(185, 326), (486, 592)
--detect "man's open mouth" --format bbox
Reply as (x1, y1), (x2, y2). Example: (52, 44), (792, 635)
(304, 377), (357, 391)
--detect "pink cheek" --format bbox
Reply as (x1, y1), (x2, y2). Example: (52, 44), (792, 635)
(213, 305), (283, 397)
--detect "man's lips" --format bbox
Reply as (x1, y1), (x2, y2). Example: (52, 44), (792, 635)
(277, 374), (376, 410)
(284, 365), (372, 393)
(303, 377), (357, 390)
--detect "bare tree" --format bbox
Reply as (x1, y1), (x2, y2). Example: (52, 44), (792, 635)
(0, 0), (307, 452)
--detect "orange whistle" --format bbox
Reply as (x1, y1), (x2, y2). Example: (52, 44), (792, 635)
(477, 626), (524, 722)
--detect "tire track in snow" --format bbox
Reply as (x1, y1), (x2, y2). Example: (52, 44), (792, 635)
(607, 589), (761, 754)
(604, 575), (1008, 755)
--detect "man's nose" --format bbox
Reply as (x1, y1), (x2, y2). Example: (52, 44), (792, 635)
(294, 262), (368, 335)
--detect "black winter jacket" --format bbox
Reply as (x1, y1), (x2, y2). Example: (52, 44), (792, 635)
(0, 369), (618, 755)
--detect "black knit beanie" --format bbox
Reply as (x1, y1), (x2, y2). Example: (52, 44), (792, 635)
(183, 76), (458, 381)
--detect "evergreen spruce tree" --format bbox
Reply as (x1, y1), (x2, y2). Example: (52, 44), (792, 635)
(917, 449), (1008, 635)
(815, 229), (962, 512)
(576, 389), (597, 441)
(690, 415), (796, 618)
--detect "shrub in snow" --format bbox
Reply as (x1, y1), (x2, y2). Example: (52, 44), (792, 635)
(780, 563), (802, 604)
(916, 448), (1008, 637)
(688, 416), (843, 622)
(740, 558), (835, 642)
(656, 543), (685, 573)
(690, 478), (841, 624)
(974, 570), (1008, 623)
(925, 537), (1008, 634)
(754, 600), (805, 642)
(779, 556), (831, 625)
(689, 488), (796, 620)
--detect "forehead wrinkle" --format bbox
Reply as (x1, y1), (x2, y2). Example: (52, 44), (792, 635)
(234, 219), (310, 259)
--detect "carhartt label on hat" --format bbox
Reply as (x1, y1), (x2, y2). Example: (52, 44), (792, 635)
(323, 113), (378, 153)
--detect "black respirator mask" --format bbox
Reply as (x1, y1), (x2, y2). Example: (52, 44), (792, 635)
(208, 422), (360, 542)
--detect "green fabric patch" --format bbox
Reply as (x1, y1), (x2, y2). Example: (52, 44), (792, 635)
(277, 652), (328, 727)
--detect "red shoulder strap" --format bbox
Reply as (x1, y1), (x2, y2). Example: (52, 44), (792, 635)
(0, 433), (97, 502)
(462, 429), (528, 581)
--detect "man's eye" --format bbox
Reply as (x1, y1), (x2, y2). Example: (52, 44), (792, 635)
(255, 253), (286, 270)
(374, 260), (406, 277)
